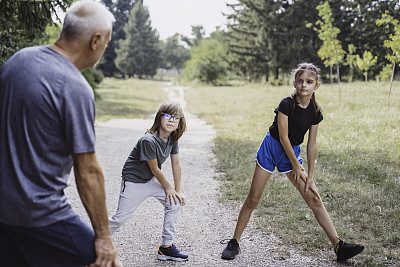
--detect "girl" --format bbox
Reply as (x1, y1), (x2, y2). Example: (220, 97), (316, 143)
(109, 101), (188, 262)
(221, 63), (364, 262)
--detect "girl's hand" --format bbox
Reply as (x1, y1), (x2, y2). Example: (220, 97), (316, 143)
(305, 177), (321, 199)
(291, 165), (306, 185)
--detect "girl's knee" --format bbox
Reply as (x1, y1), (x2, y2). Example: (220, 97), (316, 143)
(307, 194), (323, 209)
(244, 196), (260, 210)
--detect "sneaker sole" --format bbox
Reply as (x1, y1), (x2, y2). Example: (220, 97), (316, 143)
(221, 255), (236, 260)
(157, 254), (188, 262)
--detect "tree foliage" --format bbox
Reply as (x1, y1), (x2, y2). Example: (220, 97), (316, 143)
(183, 29), (228, 85)
(160, 34), (190, 72)
(115, 0), (161, 78)
(0, 0), (73, 65)
(356, 51), (377, 82)
(225, 0), (322, 83)
(224, 0), (400, 82)
(314, 1), (345, 83)
(97, 0), (135, 77)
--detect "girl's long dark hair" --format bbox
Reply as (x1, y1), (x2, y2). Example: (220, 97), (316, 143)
(147, 101), (187, 144)
(290, 63), (322, 114)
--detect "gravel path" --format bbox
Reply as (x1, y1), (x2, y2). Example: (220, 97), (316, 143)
(66, 86), (339, 266)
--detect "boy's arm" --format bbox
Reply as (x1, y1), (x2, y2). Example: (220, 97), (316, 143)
(170, 153), (186, 205)
(147, 158), (183, 205)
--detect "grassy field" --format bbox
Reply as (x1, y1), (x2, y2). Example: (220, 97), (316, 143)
(96, 78), (399, 266)
(185, 81), (400, 266)
(95, 78), (169, 121)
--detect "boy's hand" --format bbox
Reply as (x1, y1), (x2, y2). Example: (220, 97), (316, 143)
(164, 186), (178, 205)
(175, 191), (186, 206)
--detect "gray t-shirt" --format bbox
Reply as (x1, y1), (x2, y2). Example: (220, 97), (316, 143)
(122, 132), (179, 183)
(0, 46), (96, 227)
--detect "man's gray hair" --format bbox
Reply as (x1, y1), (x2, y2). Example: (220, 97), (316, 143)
(62, 0), (115, 41)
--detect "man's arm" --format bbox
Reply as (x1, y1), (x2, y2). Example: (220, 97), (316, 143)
(73, 152), (122, 267)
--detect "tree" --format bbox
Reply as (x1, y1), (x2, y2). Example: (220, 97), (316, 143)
(376, 11), (400, 107)
(115, 0), (161, 78)
(182, 29), (228, 85)
(355, 51), (377, 82)
(98, 0), (135, 77)
(0, 0), (73, 65)
(314, 1), (346, 84)
(345, 44), (358, 82)
(225, 0), (322, 83)
(160, 34), (190, 72)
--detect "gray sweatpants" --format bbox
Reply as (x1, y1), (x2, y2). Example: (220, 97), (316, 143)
(109, 177), (181, 246)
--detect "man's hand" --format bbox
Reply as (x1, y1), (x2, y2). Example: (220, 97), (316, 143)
(90, 236), (123, 267)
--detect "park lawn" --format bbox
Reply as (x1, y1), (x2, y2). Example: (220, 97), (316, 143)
(95, 77), (169, 121)
(185, 81), (400, 266)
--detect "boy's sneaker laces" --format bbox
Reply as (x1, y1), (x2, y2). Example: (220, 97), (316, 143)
(335, 239), (364, 262)
(221, 238), (240, 260)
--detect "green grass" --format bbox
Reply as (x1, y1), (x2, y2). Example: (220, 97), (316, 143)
(95, 78), (169, 121)
(185, 81), (400, 266)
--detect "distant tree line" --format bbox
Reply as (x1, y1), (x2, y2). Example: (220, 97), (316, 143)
(1, 0), (400, 86)
(224, 0), (400, 83)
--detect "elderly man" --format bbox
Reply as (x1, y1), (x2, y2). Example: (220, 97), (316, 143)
(0, 1), (122, 266)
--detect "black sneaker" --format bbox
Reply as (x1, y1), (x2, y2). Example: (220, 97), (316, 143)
(336, 240), (364, 262)
(221, 238), (240, 260)
(157, 244), (188, 261)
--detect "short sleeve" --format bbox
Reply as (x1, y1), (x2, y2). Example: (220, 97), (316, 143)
(312, 111), (323, 125)
(170, 141), (179, 154)
(139, 138), (157, 161)
(274, 97), (293, 116)
(64, 73), (96, 154)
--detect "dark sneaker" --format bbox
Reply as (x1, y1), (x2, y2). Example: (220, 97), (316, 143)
(221, 238), (240, 260)
(157, 244), (188, 261)
(336, 240), (364, 262)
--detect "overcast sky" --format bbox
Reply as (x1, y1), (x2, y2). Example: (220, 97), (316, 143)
(143, 0), (237, 40)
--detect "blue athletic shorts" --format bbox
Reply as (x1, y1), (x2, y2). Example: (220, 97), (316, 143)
(255, 132), (303, 173)
(0, 214), (96, 267)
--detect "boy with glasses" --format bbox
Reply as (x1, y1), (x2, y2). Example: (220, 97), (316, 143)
(109, 101), (189, 261)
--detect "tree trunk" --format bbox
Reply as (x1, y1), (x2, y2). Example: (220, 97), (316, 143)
(388, 62), (395, 108)
(336, 63), (341, 104)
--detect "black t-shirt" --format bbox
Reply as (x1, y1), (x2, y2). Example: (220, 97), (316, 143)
(269, 97), (323, 146)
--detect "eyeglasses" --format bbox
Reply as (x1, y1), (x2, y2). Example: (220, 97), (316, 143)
(161, 113), (180, 123)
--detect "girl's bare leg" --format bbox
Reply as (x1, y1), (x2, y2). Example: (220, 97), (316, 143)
(233, 164), (272, 242)
(285, 172), (340, 247)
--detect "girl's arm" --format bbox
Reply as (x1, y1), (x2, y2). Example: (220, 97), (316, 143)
(171, 153), (186, 205)
(277, 112), (306, 182)
(147, 158), (183, 205)
(306, 124), (321, 198)
(278, 112), (320, 198)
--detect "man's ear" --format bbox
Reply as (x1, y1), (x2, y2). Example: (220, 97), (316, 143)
(90, 33), (102, 50)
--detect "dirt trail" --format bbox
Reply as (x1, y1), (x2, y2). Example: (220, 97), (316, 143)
(66, 86), (337, 266)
